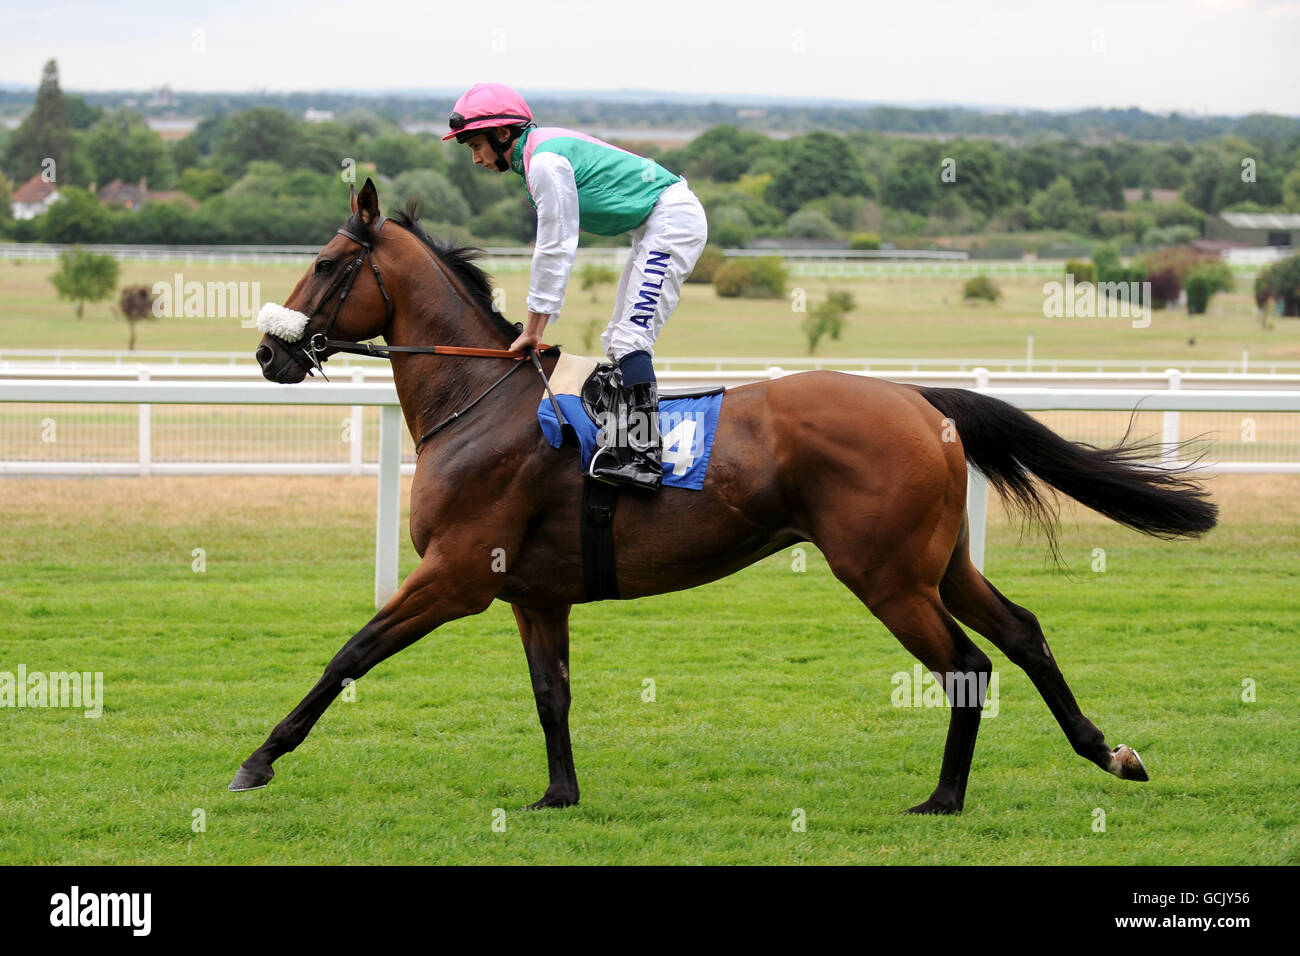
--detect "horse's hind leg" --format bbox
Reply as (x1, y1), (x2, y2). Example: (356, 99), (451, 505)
(829, 566), (992, 814)
(939, 549), (1149, 782)
(512, 604), (579, 809)
(866, 589), (993, 814)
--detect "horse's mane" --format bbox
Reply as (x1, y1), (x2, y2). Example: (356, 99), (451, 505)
(345, 199), (518, 340)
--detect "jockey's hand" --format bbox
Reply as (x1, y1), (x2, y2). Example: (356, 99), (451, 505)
(509, 310), (550, 353)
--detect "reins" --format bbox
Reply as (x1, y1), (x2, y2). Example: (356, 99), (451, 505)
(292, 217), (566, 453)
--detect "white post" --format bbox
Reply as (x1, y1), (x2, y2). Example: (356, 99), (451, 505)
(138, 368), (151, 477)
(973, 366), (990, 389)
(967, 468), (989, 573)
(1026, 334), (1034, 372)
(1241, 345), (1249, 375)
(1162, 368), (1181, 465)
(349, 367), (364, 476)
(374, 403), (402, 609)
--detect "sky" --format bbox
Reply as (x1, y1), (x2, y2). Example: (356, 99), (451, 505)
(1, 0), (1298, 116)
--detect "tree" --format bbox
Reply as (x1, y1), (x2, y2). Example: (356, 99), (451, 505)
(786, 208), (839, 239)
(1283, 163), (1300, 213)
(766, 131), (872, 215)
(0, 175), (12, 231)
(214, 107), (299, 177)
(391, 169), (471, 224)
(177, 167), (229, 201)
(4, 60), (75, 185)
(37, 187), (113, 243)
(881, 144), (940, 214)
(83, 111), (176, 187)
(1029, 177), (1085, 231)
(1070, 158), (1124, 210)
(803, 290), (856, 353)
(50, 247), (119, 318)
(706, 204), (753, 247)
(117, 285), (158, 349)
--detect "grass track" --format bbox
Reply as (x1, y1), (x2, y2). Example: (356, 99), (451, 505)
(0, 474), (1297, 865)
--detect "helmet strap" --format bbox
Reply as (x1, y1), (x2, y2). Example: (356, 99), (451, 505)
(490, 123), (533, 171)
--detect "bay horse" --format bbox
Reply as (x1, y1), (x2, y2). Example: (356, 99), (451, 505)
(233, 179), (1216, 814)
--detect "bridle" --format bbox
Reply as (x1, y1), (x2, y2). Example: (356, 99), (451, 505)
(280, 216), (567, 452)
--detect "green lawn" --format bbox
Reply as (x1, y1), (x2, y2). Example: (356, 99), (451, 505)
(2, 258), (1295, 364)
(0, 474), (1296, 865)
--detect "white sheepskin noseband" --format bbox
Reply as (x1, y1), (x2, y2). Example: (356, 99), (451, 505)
(257, 302), (310, 342)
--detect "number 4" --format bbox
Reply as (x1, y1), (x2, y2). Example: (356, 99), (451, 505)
(661, 418), (697, 476)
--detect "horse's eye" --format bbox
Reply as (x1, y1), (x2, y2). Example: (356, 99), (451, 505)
(315, 259), (336, 276)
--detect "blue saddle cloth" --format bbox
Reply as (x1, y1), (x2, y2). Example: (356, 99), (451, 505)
(537, 392), (723, 490)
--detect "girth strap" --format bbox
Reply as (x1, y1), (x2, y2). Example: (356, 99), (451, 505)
(581, 478), (621, 601)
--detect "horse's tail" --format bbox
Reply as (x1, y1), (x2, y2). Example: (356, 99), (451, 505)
(918, 386), (1218, 550)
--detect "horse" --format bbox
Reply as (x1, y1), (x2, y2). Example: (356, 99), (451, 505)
(233, 178), (1217, 814)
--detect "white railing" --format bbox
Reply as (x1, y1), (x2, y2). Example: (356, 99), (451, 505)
(3, 374), (1299, 604)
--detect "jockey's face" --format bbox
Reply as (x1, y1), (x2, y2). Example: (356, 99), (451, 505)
(466, 129), (511, 172)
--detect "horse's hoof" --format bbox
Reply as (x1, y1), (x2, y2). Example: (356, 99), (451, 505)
(524, 792), (578, 810)
(905, 796), (961, 815)
(1109, 744), (1149, 782)
(228, 764), (274, 792)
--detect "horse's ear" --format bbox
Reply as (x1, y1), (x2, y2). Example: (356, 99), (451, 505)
(356, 177), (380, 226)
(349, 184), (358, 214)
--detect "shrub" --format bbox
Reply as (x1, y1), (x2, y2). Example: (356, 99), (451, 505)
(1141, 224), (1199, 249)
(1191, 260), (1235, 295)
(707, 205), (753, 247)
(1254, 254), (1300, 316)
(1185, 274), (1214, 314)
(963, 275), (1001, 303)
(686, 244), (726, 284)
(1064, 259), (1096, 283)
(713, 257), (788, 298)
(803, 290), (856, 353)
(849, 231), (881, 250)
(1091, 242), (1122, 279)
(1145, 268), (1180, 309)
(785, 208), (839, 239)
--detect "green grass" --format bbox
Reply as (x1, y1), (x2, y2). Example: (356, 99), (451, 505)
(2, 259), (1295, 363)
(0, 475), (1296, 865)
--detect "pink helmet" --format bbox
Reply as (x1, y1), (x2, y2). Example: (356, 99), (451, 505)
(443, 83), (533, 142)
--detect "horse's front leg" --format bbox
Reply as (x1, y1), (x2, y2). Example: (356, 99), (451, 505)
(228, 545), (504, 792)
(512, 603), (579, 808)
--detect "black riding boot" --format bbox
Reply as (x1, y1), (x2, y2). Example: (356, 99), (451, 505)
(589, 381), (662, 491)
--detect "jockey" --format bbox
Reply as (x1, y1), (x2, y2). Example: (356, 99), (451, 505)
(444, 82), (708, 492)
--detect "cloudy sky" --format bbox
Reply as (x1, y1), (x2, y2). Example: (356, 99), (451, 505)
(2, 0), (1298, 115)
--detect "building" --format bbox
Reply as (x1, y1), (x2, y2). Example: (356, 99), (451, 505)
(10, 174), (62, 219)
(97, 178), (199, 211)
(1206, 212), (1300, 249)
